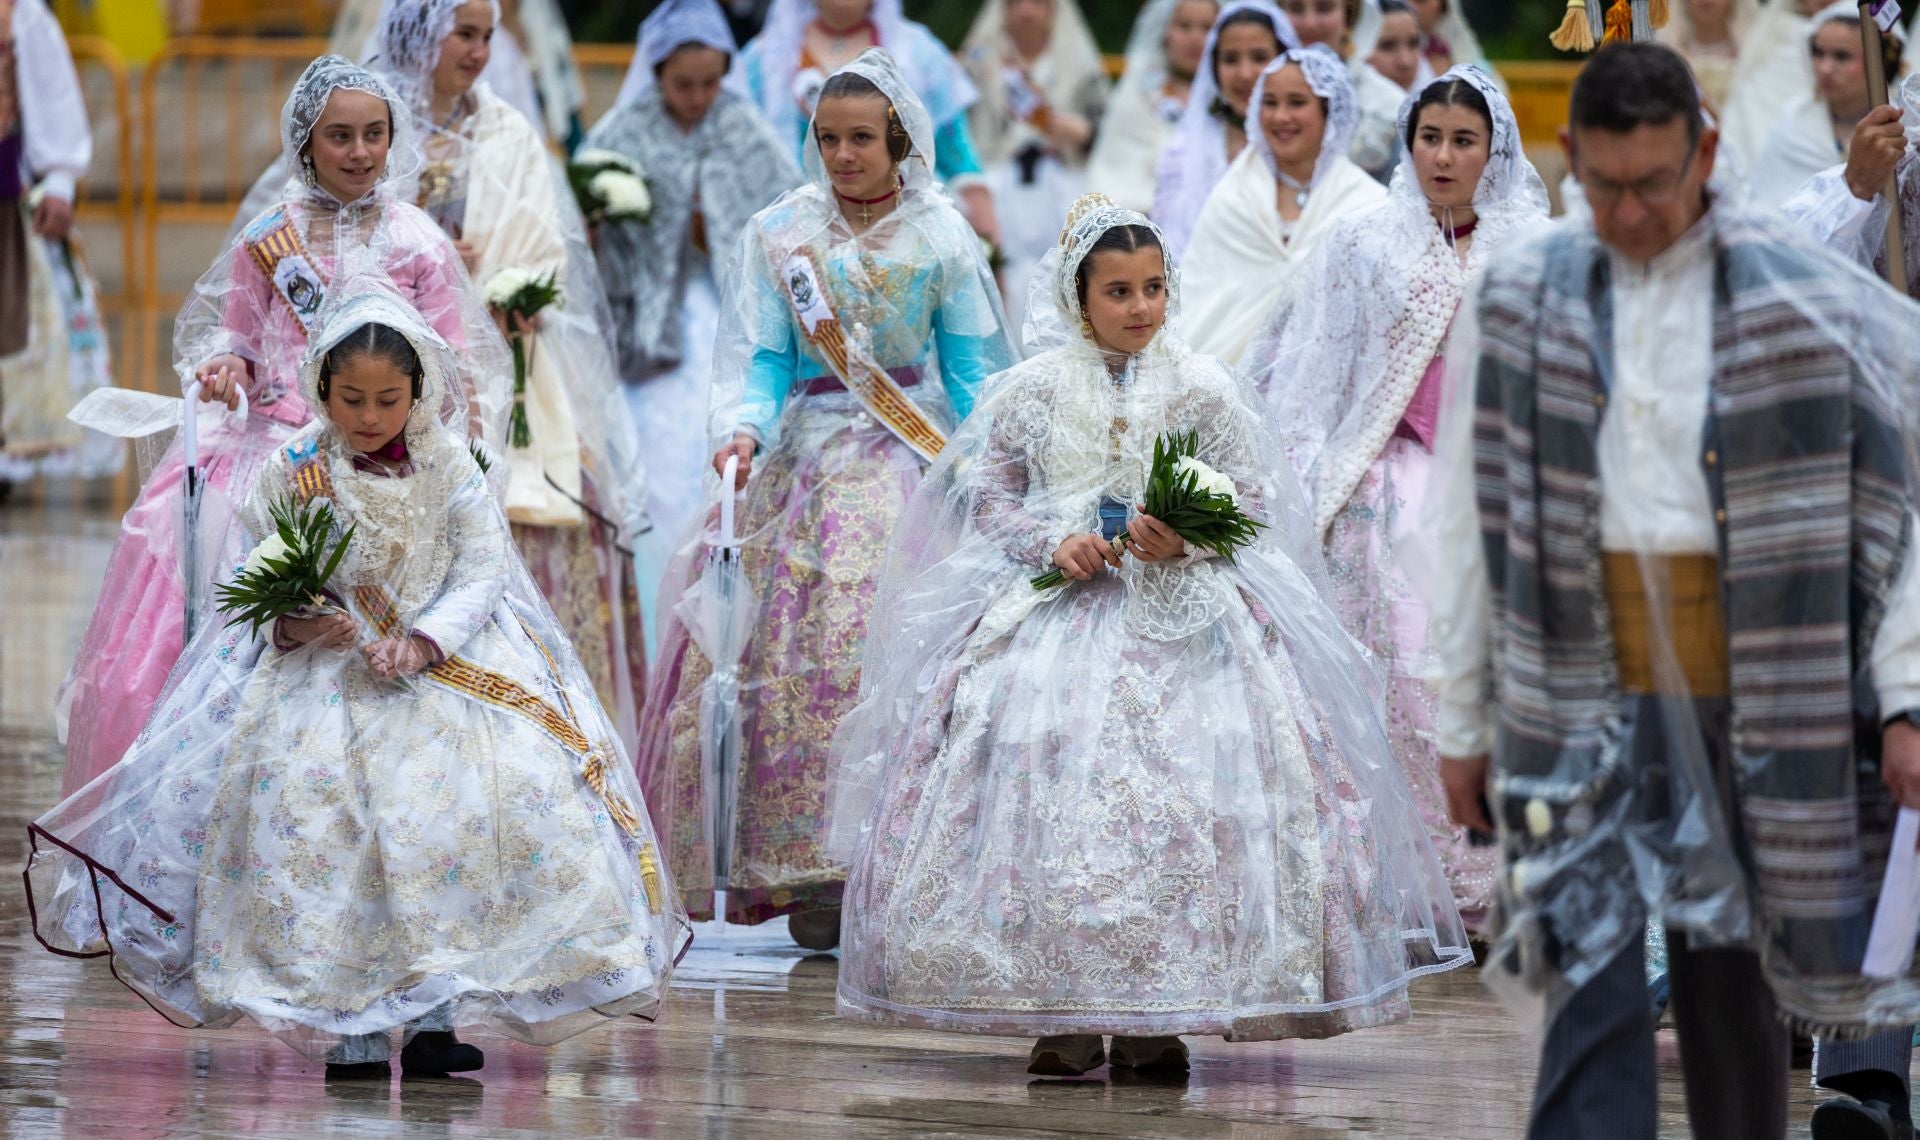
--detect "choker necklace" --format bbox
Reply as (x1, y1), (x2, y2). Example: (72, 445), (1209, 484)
(1439, 216), (1478, 241)
(814, 17), (876, 43)
(837, 181), (900, 226)
(1278, 169), (1311, 208)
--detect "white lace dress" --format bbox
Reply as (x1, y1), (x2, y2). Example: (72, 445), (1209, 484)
(833, 335), (1471, 1041)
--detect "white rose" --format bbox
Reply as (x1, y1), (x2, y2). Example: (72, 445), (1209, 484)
(572, 148), (643, 177)
(242, 532), (292, 577)
(1175, 456), (1238, 503)
(483, 267), (536, 307)
(591, 170), (652, 220)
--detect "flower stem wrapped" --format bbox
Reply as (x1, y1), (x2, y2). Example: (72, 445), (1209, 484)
(1031, 430), (1265, 590)
(483, 268), (562, 449)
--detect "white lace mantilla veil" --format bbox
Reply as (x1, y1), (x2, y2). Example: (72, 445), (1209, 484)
(826, 195), (1473, 995)
(1151, 0), (1300, 253)
(1249, 64), (1548, 534)
(703, 47), (1009, 451)
(614, 0), (738, 106)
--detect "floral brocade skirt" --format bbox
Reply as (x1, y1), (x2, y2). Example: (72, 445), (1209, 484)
(1324, 437), (1495, 929)
(512, 475), (648, 755)
(836, 569), (1458, 1040)
(635, 407), (924, 924)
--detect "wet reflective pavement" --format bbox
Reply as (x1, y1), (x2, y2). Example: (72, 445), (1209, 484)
(0, 501), (1826, 1137)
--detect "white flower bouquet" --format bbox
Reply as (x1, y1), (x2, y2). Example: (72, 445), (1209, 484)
(483, 267), (562, 449)
(1031, 430), (1266, 590)
(568, 149), (652, 225)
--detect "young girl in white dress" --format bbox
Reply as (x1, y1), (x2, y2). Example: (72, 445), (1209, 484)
(830, 196), (1469, 1079)
(27, 288), (689, 1079)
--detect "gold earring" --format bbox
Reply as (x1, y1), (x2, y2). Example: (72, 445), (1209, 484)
(1080, 314), (1095, 341)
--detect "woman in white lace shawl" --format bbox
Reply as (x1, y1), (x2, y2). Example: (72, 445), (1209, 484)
(1179, 47), (1387, 366)
(828, 196), (1470, 1079)
(1279, 0), (1404, 179)
(1150, 1), (1298, 256)
(1085, 0), (1220, 214)
(369, 0), (655, 753)
(1244, 66), (1548, 933)
(582, 0), (802, 590)
(1748, 2), (1900, 208)
(1783, 73), (1920, 293)
(960, 0), (1110, 317)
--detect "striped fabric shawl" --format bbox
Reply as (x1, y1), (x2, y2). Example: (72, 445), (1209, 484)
(1471, 206), (1916, 1033)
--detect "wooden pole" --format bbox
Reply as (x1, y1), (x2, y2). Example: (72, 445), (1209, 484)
(1860, 2), (1910, 294)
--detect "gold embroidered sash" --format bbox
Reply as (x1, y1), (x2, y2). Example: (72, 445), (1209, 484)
(242, 205), (327, 331)
(778, 248), (948, 461)
(284, 441), (664, 912)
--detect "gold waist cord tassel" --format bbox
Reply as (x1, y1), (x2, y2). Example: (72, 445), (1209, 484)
(637, 843), (665, 916)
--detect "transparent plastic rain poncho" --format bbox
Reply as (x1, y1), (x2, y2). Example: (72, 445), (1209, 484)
(1781, 72), (1920, 292)
(26, 286), (692, 1062)
(1178, 47), (1387, 366)
(1238, 65), (1547, 928)
(586, 0), (805, 380)
(370, 0), (658, 747)
(1427, 191), (1920, 1035)
(1084, 0), (1211, 213)
(55, 54), (512, 801)
(1151, 0), (1298, 255)
(633, 50), (1017, 925)
(1719, 0), (1816, 168)
(827, 203), (1471, 1040)
(735, 0), (984, 182)
(1654, 0), (1758, 105)
(959, 0), (1109, 170)
(960, 0), (1111, 320)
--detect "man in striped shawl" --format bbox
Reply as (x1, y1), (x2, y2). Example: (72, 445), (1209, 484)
(1431, 43), (1920, 1140)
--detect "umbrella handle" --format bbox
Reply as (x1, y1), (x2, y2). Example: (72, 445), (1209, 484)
(720, 454), (739, 549)
(179, 379), (252, 472)
(181, 380), (201, 470)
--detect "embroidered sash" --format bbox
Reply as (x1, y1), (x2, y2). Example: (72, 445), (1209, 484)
(778, 248), (947, 461)
(243, 206), (328, 331)
(284, 439), (664, 912)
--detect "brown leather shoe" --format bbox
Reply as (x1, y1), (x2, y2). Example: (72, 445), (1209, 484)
(1027, 1034), (1106, 1076)
(786, 907), (842, 950)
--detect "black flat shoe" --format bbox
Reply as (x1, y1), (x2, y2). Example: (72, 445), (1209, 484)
(324, 1060), (391, 1081)
(1027, 1034), (1106, 1076)
(400, 1030), (485, 1075)
(1811, 1094), (1913, 1140)
(1110, 1035), (1189, 1079)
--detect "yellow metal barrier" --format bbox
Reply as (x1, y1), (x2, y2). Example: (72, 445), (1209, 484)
(1501, 60), (1584, 149)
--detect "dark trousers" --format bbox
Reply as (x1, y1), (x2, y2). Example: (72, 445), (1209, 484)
(1528, 929), (1789, 1140)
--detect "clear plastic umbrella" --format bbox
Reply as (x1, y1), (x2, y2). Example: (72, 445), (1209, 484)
(691, 454), (754, 929)
(177, 380), (247, 643)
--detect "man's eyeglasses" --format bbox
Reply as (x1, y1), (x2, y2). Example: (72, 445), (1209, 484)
(1579, 148), (1698, 208)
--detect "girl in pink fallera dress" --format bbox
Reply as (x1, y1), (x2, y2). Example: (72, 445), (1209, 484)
(55, 55), (509, 797)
